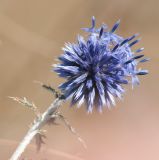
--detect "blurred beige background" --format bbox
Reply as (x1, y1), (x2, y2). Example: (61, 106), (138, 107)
(0, 0), (158, 159)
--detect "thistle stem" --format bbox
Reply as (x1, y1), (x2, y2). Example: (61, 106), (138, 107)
(10, 98), (63, 160)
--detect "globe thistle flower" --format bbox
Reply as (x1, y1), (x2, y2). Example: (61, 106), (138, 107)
(54, 17), (148, 112)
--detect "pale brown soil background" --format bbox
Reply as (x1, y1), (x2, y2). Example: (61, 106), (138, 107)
(0, 0), (158, 159)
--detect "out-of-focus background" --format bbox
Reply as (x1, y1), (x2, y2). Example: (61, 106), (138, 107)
(0, 0), (158, 159)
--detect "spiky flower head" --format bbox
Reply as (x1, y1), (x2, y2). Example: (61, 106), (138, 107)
(54, 17), (148, 112)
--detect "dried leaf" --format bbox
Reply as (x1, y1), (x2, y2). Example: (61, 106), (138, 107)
(59, 115), (87, 149)
(35, 131), (46, 151)
(47, 116), (59, 126)
(9, 97), (35, 109)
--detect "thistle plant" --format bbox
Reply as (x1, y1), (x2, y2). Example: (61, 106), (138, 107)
(9, 17), (148, 160)
(55, 16), (148, 112)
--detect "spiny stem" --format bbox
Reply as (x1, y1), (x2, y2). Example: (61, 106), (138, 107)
(9, 98), (63, 160)
(9, 83), (84, 160)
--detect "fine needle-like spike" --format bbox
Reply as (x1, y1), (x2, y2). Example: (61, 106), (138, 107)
(129, 38), (141, 47)
(112, 43), (119, 52)
(99, 27), (104, 38)
(135, 47), (144, 53)
(91, 16), (96, 28)
(136, 70), (149, 75)
(139, 58), (150, 63)
(110, 19), (120, 33)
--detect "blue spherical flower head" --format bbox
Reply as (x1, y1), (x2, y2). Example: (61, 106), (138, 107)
(54, 17), (148, 113)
